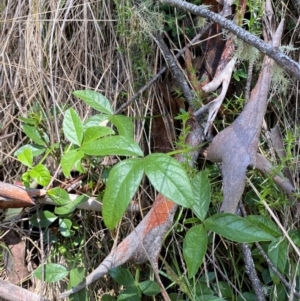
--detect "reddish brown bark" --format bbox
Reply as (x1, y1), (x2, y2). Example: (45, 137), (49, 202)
(0, 182), (39, 208)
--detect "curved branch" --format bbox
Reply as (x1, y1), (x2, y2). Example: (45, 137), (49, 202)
(161, 0), (300, 79)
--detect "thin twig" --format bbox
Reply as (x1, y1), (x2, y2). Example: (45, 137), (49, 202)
(241, 243), (266, 301)
(239, 203), (300, 299)
(115, 22), (213, 113)
(0, 132), (16, 141)
(245, 60), (254, 102)
(152, 33), (195, 106)
(206, 255), (247, 301)
(255, 242), (300, 299)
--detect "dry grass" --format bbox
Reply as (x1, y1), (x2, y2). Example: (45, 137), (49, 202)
(0, 0), (169, 300)
(0, 0), (300, 300)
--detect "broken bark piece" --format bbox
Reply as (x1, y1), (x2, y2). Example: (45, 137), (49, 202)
(255, 153), (295, 198)
(206, 20), (284, 213)
(0, 182), (36, 209)
(3, 230), (30, 285)
(0, 279), (50, 301)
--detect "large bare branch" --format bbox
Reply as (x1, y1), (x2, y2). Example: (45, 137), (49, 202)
(0, 279), (50, 301)
(206, 18), (284, 213)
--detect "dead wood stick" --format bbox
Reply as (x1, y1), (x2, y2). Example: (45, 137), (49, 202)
(0, 132), (16, 141)
(241, 242), (266, 301)
(0, 279), (50, 301)
(239, 204), (300, 299)
(0, 182), (139, 212)
(152, 33), (195, 106)
(161, 0), (300, 80)
(255, 153), (295, 199)
(206, 19), (284, 213)
(35, 194), (140, 212)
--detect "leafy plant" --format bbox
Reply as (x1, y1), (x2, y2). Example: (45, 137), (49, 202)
(15, 89), (288, 300)
(101, 267), (161, 301)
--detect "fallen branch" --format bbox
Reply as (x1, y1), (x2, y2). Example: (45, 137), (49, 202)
(35, 195), (140, 212)
(0, 182), (139, 212)
(241, 242), (266, 301)
(255, 153), (295, 199)
(206, 17), (284, 213)
(0, 182), (36, 209)
(0, 279), (50, 301)
(161, 0), (300, 80)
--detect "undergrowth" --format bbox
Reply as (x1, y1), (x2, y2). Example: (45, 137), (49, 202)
(0, 0), (300, 301)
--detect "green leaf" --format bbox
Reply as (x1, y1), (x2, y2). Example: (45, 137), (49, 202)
(195, 281), (215, 296)
(246, 215), (281, 238)
(63, 108), (83, 146)
(22, 124), (47, 146)
(47, 187), (70, 205)
(21, 172), (31, 187)
(267, 237), (288, 274)
(82, 126), (115, 144)
(17, 148), (33, 167)
(83, 114), (109, 129)
(33, 263), (68, 283)
(107, 115), (134, 139)
(191, 171), (211, 221)
(59, 218), (74, 237)
(103, 159), (144, 229)
(215, 282), (233, 298)
(169, 293), (185, 301)
(14, 144), (46, 157)
(138, 280), (160, 296)
(183, 225), (208, 278)
(30, 210), (57, 228)
(61, 149), (85, 178)
(73, 90), (113, 115)
(237, 292), (257, 301)
(69, 267), (85, 287)
(55, 195), (88, 215)
(109, 267), (135, 287)
(289, 230), (300, 248)
(18, 116), (38, 125)
(69, 268), (87, 301)
(270, 283), (287, 301)
(81, 136), (144, 157)
(118, 285), (141, 301)
(29, 164), (51, 186)
(144, 153), (194, 208)
(102, 295), (117, 301)
(203, 213), (275, 243)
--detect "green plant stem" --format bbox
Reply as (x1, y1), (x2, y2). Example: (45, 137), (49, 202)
(166, 143), (206, 156)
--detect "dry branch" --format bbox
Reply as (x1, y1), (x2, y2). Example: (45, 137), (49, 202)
(161, 0), (300, 79)
(206, 19), (284, 213)
(0, 279), (50, 301)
